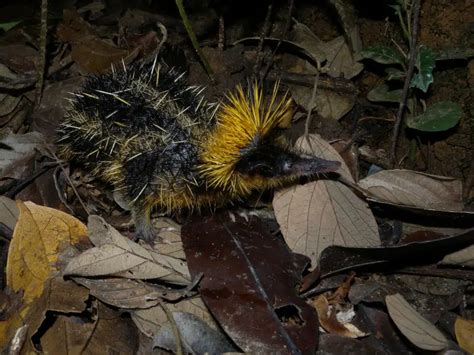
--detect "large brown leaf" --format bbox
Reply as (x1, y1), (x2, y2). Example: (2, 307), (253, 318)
(182, 212), (318, 354)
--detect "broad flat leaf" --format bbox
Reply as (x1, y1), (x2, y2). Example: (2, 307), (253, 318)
(292, 19), (363, 79)
(367, 83), (402, 103)
(153, 312), (238, 354)
(386, 67), (405, 81)
(385, 293), (449, 351)
(361, 45), (405, 66)
(358, 169), (463, 211)
(273, 134), (379, 267)
(7, 201), (88, 303)
(292, 20), (327, 63)
(0, 132), (44, 179)
(39, 302), (138, 354)
(66, 215), (190, 284)
(406, 101), (462, 132)
(440, 244), (474, 267)
(455, 317), (474, 353)
(182, 212), (318, 353)
(319, 228), (474, 278)
(0, 196), (19, 230)
(411, 46), (435, 92)
(131, 298), (217, 338)
(1, 202), (88, 347)
(290, 84), (356, 120)
(73, 277), (184, 309)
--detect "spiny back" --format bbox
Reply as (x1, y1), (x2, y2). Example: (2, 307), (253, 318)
(57, 61), (218, 206)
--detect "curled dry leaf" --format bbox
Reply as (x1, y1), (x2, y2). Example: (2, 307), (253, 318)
(273, 134), (379, 267)
(358, 169), (464, 211)
(64, 215), (190, 284)
(313, 296), (368, 338)
(385, 293), (449, 351)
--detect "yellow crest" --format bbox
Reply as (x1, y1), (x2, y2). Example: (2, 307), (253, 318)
(198, 82), (293, 196)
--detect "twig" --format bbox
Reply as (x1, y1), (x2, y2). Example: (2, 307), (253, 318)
(175, 0), (214, 82)
(35, 0), (48, 107)
(253, 3), (274, 80)
(261, 0), (295, 80)
(391, 0), (421, 167)
(218, 16), (225, 51)
(304, 72), (320, 138)
(160, 302), (184, 355)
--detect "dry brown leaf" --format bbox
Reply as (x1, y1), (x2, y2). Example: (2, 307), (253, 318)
(153, 218), (186, 259)
(131, 297), (217, 338)
(358, 169), (464, 211)
(65, 215), (190, 284)
(1, 201), (88, 347)
(273, 134), (379, 266)
(290, 84), (356, 121)
(385, 293), (449, 351)
(312, 296), (367, 338)
(440, 244), (474, 267)
(0, 196), (19, 230)
(73, 277), (186, 309)
(455, 317), (474, 353)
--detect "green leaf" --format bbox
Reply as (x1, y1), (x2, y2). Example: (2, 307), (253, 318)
(406, 101), (462, 132)
(411, 46), (435, 93)
(367, 83), (402, 103)
(361, 45), (405, 66)
(386, 67), (405, 81)
(0, 21), (21, 32)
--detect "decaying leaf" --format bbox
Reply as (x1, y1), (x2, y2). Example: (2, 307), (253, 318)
(358, 169), (464, 211)
(274, 134), (379, 266)
(312, 296), (368, 338)
(73, 277), (189, 309)
(57, 9), (137, 73)
(455, 317), (474, 353)
(0, 196), (19, 230)
(0, 132), (45, 180)
(38, 302), (138, 354)
(385, 293), (449, 351)
(182, 212), (318, 353)
(64, 215), (190, 284)
(440, 244), (474, 267)
(1, 201), (88, 347)
(153, 312), (238, 354)
(131, 297), (217, 338)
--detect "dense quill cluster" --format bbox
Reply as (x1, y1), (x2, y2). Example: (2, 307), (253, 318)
(58, 60), (340, 241)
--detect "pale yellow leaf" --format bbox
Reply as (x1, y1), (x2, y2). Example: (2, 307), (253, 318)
(358, 169), (463, 211)
(385, 293), (449, 351)
(273, 134), (379, 266)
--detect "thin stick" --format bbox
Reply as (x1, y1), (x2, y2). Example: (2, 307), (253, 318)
(35, 0), (48, 107)
(391, 0), (421, 167)
(304, 72), (320, 138)
(253, 3), (273, 79)
(175, 0), (214, 82)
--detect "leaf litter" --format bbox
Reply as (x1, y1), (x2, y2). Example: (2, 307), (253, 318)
(1, 2), (473, 354)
